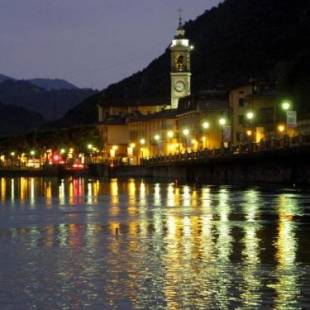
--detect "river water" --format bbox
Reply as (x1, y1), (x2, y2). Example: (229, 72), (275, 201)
(0, 177), (309, 309)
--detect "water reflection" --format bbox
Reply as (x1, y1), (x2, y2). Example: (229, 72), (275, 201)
(273, 195), (300, 309)
(0, 177), (309, 309)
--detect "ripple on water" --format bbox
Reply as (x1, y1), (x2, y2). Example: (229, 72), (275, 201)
(0, 177), (310, 309)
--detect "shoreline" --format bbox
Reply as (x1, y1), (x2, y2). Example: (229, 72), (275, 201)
(1, 146), (310, 185)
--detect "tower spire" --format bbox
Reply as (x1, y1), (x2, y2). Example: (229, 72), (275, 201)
(178, 8), (183, 28)
(175, 8), (185, 38)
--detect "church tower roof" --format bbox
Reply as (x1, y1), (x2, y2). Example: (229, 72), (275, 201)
(175, 9), (186, 39)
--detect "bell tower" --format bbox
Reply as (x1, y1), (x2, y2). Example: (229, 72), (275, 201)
(170, 11), (192, 109)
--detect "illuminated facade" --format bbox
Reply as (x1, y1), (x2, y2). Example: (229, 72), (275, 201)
(229, 82), (276, 145)
(177, 91), (229, 151)
(128, 110), (178, 163)
(229, 82), (298, 145)
(170, 17), (193, 109)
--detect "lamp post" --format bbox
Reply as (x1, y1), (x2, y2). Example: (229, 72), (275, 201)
(140, 138), (146, 162)
(201, 121), (210, 150)
(280, 100), (294, 139)
(166, 130), (175, 155)
(154, 134), (161, 156)
(281, 101), (291, 112)
(182, 128), (190, 152)
(245, 111), (255, 143)
(219, 118), (227, 148)
(10, 152), (15, 168)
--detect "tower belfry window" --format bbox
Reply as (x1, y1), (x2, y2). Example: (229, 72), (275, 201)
(176, 55), (185, 71)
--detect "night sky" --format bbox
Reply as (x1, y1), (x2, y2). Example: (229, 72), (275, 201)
(0, 0), (221, 89)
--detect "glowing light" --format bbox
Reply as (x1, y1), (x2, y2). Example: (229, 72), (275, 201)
(167, 130), (174, 138)
(154, 134), (160, 142)
(10, 152), (15, 157)
(246, 130), (253, 137)
(30, 150), (36, 156)
(246, 111), (255, 120)
(281, 101), (291, 111)
(53, 154), (60, 162)
(73, 163), (84, 169)
(183, 128), (190, 136)
(130, 143), (136, 148)
(140, 138), (146, 145)
(87, 144), (93, 150)
(219, 118), (227, 126)
(60, 148), (66, 154)
(278, 125), (285, 133)
(171, 38), (189, 47)
(202, 121), (210, 129)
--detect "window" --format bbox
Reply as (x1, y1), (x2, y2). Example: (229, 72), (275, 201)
(236, 132), (244, 142)
(260, 108), (274, 124)
(239, 98), (245, 107)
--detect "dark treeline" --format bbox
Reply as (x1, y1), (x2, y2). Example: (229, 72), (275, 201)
(0, 126), (102, 154)
(0, 101), (44, 138)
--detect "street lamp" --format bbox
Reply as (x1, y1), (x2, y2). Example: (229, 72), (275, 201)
(246, 111), (255, 121)
(246, 130), (253, 137)
(182, 128), (190, 136)
(139, 138), (146, 161)
(154, 134), (161, 156)
(278, 124), (285, 134)
(167, 130), (174, 139)
(87, 143), (93, 150)
(202, 121), (210, 149)
(182, 128), (190, 152)
(246, 111), (255, 143)
(154, 134), (160, 142)
(281, 100), (291, 111)
(219, 118), (227, 148)
(202, 121), (210, 130)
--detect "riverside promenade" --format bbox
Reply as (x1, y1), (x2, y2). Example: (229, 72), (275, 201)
(1, 137), (310, 185)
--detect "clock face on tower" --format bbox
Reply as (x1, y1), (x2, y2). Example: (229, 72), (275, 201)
(175, 81), (185, 92)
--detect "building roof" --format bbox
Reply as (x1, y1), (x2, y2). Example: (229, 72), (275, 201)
(98, 97), (169, 108)
(128, 109), (178, 123)
(244, 89), (279, 99)
(98, 115), (127, 126)
(178, 92), (228, 114)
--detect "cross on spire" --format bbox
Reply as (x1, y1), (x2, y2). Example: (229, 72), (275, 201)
(178, 8), (183, 27)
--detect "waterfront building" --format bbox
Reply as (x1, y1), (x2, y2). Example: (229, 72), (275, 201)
(97, 17), (194, 163)
(229, 82), (280, 145)
(128, 110), (178, 163)
(97, 98), (165, 123)
(97, 18), (297, 164)
(97, 116), (129, 164)
(177, 91), (229, 151)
